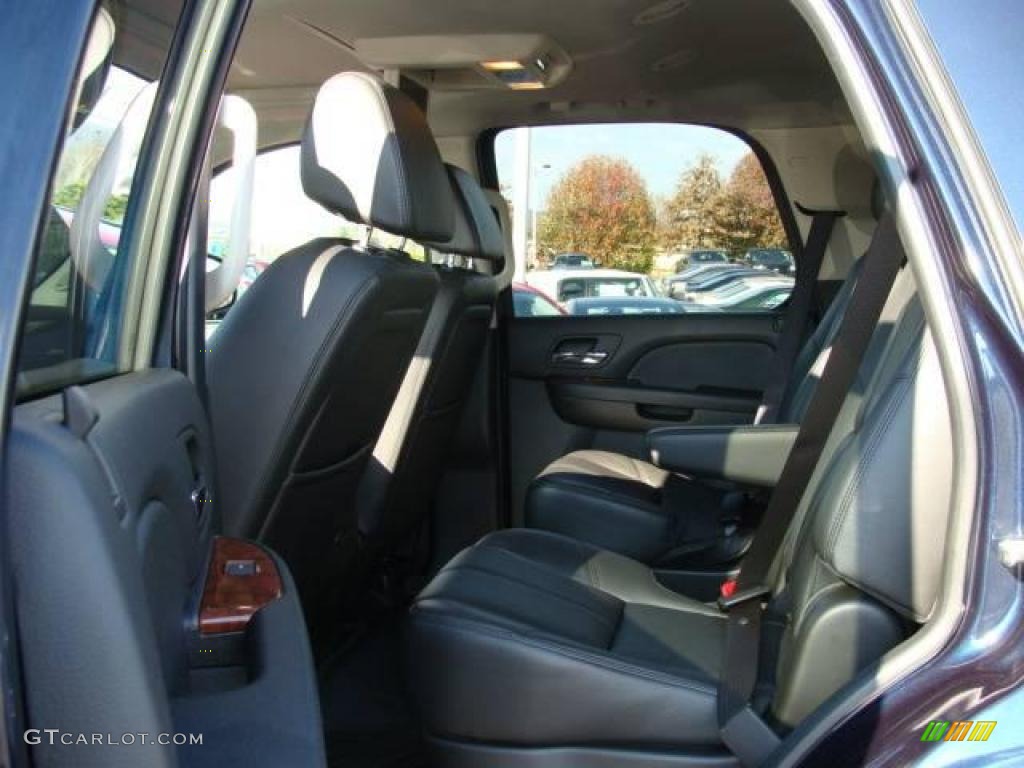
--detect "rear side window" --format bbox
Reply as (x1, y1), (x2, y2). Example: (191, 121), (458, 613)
(495, 124), (792, 318)
(16, 2), (185, 398)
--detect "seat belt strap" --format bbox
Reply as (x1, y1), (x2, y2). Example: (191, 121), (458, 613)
(757, 205), (845, 424)
(717, 214), (905, 766)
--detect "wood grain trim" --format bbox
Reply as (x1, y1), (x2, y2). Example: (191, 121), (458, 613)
(198, 537), (283, 635)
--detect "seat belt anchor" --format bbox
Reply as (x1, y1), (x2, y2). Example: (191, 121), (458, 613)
(718, 582), (771, 611)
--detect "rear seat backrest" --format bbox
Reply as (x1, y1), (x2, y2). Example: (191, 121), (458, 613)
(357, 165), (503, 549)
(770, 268), (954, 725)
(207, 72), (452, 632)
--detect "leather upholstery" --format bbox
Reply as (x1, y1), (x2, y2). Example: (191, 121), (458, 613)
(647, 424), (800, 487)
(526, 253), (867, 564)
(771, 266), (948, 724)
(300, 72), (454, 241)
(525, 451), (726, 564)
(408, 530), (726, 751)
(208, 71), (451, 631)
(426, 165), (505, 261)
(357, 167), (499, 548)
(408, 224), (955, 762)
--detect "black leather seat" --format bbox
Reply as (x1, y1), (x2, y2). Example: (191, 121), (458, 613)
(408, 232), (954, 765)
(525, 256), (865, 566)
(207, 71), (454, 631)
(357, 164), (503, 554)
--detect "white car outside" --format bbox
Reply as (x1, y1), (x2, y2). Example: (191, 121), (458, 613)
(525, 268), (660, 308)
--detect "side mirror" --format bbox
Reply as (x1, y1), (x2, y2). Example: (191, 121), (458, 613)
(207, 289), (237, 321)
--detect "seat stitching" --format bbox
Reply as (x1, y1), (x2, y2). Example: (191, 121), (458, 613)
(826, 373), (913, 559)
(826, 366), (915, 554)
(412, 613), (719, 696)
(588, 553), (602, 591)
(478, 532), (724, 617)
(256, 261), (376, 533)
(440, 563), (619, 630)
(534, 476), (665, 512)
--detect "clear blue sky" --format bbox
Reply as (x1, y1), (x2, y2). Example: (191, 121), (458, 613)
(495, 124), (752, 209)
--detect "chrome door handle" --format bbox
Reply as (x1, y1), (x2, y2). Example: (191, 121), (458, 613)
(552, 350), (608, 366)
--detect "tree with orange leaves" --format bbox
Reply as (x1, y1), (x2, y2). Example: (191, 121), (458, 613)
(538, 155), (656, 273)
(710, 153), (787, 254)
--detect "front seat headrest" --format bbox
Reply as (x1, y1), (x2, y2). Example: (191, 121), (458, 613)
(301, 71), (455, 242)
(427, 164), (505, 262)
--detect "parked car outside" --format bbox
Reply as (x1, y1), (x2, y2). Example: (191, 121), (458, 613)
(673, 266), (765, 299)
(565, 296), (685, 316)
(663, 264), (745, 296)
(674, 248), (730, 272)
(687, 275), (794, 308)
(728, 285), (792, 310)
(744, 247), (794, 275)
(525, 268), (661, 308)
(550, 252), (596, 269)
(511, 281), (565, 317)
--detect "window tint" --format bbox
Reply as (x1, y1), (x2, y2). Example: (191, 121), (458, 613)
(16, 3), (185, 399)
(495, 124), (792, 318)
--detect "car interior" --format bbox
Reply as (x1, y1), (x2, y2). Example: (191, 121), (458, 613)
(5, 0), (967, 767)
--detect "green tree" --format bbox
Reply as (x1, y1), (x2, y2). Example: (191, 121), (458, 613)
(103, 194), (129, 223)
(538, 155), (656, 273)
(660, 152), (787, 259)
(52, 183), (86, 210)
(659, 153), (722, 251)
(710, 153), (787, 255)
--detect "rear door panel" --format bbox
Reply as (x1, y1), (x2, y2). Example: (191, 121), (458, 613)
(506, 313), (778, 519)
(9, 372), (209, 767)
(9, 371), (325, 767)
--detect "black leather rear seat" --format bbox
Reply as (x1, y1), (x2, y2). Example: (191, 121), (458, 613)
(407, 225), (954, 766)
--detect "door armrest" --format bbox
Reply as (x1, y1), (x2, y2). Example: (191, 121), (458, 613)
(646, 424), (799, 487)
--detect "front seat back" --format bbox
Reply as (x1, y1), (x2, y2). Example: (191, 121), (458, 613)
(357, 165), (504, 551)
(207, 72), (453, 629)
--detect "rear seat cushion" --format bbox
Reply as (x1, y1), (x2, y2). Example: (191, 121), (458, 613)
(408, 528), (727, 749)
(525, 450), (727, 563)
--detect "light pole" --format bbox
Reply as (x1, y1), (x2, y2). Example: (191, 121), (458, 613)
(530, 162), (552, 268)
(511, 128), (531, 281)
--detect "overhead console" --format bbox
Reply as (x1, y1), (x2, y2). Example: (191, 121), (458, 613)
(354, 34), (572, 92)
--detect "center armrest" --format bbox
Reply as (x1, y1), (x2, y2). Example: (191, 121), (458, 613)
(646, 424), (799, 487)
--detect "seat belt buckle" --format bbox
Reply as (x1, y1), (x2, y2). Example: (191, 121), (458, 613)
(718, 581), (771, 611)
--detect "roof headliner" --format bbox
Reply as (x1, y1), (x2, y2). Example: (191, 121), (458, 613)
(222, 0), (850, 143)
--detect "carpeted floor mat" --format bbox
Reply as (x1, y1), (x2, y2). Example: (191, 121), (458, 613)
(318, 617), (428, 768)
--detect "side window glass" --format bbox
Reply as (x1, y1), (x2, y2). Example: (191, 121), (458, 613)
(17, 2), (185, 399)
(495, 124), (792, 318)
